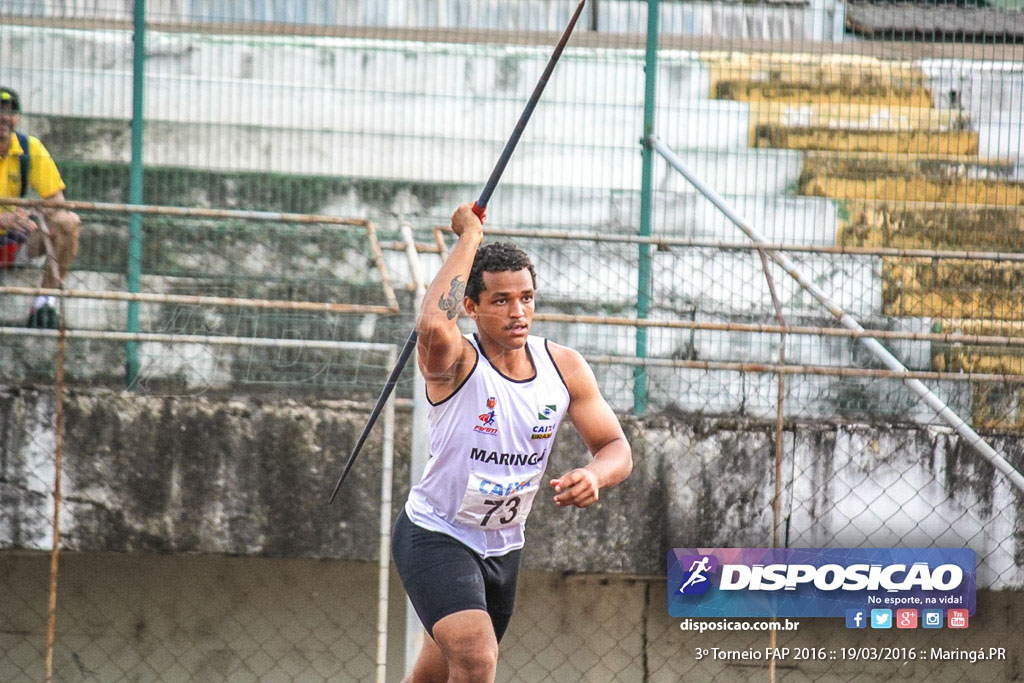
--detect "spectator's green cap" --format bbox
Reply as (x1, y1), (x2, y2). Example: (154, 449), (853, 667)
(0, 87), (20, 112)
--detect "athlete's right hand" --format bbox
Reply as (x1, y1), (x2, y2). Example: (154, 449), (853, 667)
(451, 202), (484, 238)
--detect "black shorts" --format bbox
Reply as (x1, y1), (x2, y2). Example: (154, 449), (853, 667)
(391, 508), (521, 642)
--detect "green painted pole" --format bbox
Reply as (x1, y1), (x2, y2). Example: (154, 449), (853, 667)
(126, 0), (145, 388)
(636, 0), (659, 415)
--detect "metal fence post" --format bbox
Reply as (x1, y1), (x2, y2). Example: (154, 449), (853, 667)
(126, 0), (146, 388)
(636, 0), (659, 415)
(401, 224), (429, 673)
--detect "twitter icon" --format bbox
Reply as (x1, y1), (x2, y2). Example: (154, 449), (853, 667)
(870, 609), (892, 629)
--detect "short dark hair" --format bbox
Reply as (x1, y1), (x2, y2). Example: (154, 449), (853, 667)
(466, 242), (536, 303)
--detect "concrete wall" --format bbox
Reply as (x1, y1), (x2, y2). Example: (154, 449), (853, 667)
(0, 552), (1020, 682)
(1, 386), (1022, 589)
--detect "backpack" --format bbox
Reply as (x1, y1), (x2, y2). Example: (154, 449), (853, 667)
(15, 130), (30, 197)
(0, 131), (32, 251)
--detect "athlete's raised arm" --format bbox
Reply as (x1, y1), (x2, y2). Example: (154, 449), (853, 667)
(547, 343), (632, 507)
(416, 203), (483, 386)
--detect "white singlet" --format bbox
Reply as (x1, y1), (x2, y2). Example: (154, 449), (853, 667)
(405, 333), (571, 557)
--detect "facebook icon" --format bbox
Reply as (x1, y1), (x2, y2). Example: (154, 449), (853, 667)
(845, 609), (867, 629)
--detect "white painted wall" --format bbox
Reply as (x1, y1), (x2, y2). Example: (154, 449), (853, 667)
(921, 59), (1024, 164)
(6, 0), (845, 41)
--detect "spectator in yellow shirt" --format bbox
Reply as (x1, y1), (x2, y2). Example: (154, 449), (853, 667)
(0, 86), (81, 328)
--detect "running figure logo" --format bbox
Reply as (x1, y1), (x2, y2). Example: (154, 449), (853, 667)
(479, 397), (497, 426)
(677, 554), (718, 596)
(474, 397), (499, 435)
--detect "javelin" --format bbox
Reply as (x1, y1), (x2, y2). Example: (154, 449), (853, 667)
(328, 0), (588, 504)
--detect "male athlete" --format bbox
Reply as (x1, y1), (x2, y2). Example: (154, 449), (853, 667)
(391, 203), (632, 682)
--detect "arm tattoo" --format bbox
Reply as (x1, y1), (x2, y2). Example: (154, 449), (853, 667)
(437, 276), (466, 320)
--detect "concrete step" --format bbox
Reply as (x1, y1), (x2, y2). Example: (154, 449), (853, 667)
(534, 312), (960, 420)
(612, 192), (839, 244)
(0, 264), (395, 336)
(750, 102), (977, 155)
(17, 166), (839, 251)
(588, 361), (971, 422)
(752, 102), (971, 131)
(802, 151), (1022, 180)
(837, 200), (1024, 252)
(1, 26), (709, 110)
(799, 152), (1024, 205)
(415, 245), (879, 317)
(930, 317), (1024, 430)
(0, 326), (399, 394)
(24, 113), (806, 192)
(704, 52), (928, 86)
(882, 257), (1024, 320)
(5, 240), (882, 339)
(414, 183), (839, 244)
(25, 97), (751, 152)
(969, 384), (1024, 431)
(753, 102), (974, 154)
(710, 54), (1024, 160)
(0, 268), (127, 331)
(645, 369), (970, 422)
(531, 248), (881, 319)
(651, 250), (881, 319)
(0, 263), (403, 393)
(706, 53), (933, 107)
(545, 312), (932, 368)
(932, 318), (1024, 375)
(756, 126), (978, 155)
(924, 60), (1024, 158)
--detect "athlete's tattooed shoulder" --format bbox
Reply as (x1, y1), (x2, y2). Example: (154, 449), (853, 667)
(438, 276), (466, 320)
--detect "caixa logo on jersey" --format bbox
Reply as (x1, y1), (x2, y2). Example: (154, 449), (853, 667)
(667, 548), (976, 618)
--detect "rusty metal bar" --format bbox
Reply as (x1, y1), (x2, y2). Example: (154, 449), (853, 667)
(0, 327), (394, 351)
(44, 309), (67, 683)
(427, 222), (1024, 263)
(363, 221), (401, 314)
(584, 355), (1024, 384)
(0, 287), (397, 314)
(0, 197), (368, 227)
(375, 346), (397, 683)
(399, 224), (430, 673)
(433, 228), (451, 262)
(384, 241), (443, 254)
(10, 198), (1020, 263)
(534, 312), (1024, 348)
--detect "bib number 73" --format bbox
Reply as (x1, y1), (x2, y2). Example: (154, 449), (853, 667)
(481, 496), (521, 527)
(455, 472), (540, 530)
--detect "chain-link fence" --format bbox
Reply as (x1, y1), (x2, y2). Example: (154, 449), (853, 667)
(0, 334), (402, 681)
(2, 0), (1023, 681)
